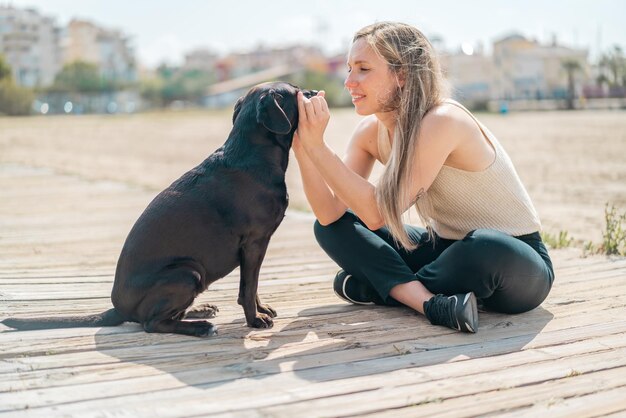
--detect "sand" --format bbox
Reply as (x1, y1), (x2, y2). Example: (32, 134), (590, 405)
(1, 108), (624, 245)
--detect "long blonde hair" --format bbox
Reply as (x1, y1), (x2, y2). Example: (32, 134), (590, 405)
(353, 22), (448, 250)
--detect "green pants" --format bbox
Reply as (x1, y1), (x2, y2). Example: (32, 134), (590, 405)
(314, 211), (554, 314)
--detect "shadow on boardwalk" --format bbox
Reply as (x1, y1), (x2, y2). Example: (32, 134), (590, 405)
(92, 303), (554, 389)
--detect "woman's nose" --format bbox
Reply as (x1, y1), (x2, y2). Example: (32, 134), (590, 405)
(344, 73), (357, 88)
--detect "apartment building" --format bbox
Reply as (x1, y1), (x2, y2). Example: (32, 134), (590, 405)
(64, 19), (136, 83)
(0, 5), (62, 87)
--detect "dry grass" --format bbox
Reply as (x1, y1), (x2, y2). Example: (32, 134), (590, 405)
(1, 108), (625, 244)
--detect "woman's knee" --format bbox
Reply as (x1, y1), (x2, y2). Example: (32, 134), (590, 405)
(484, 276), (551, 314)
(469, 230), (549, 275)
(313, 211), (359, 246)
(458, 230), (552, 313)
(460, 230), (530, 268)
(461, 229), (512, 248)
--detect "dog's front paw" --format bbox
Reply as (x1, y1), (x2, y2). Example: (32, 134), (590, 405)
(249, 313), (274, 329)
(258, 303), (277, 318)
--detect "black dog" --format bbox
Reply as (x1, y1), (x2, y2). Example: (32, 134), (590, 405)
(3, 82), (317, 337)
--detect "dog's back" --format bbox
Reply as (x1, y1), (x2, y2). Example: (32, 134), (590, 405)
(112, 145), (288, 302)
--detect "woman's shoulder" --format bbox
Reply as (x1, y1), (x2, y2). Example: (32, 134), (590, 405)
(343, 115), (382, 161)
(420, 100), (481, 143)
(352, 114), (379, 138)
(349, 115), (380, 151)
(424, 100), (473, 129)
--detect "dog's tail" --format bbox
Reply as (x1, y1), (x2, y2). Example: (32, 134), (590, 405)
(1, 308), (126, 331)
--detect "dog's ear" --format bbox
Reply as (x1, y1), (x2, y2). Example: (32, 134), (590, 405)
(256, 89), (292, 134)
(232, 96), (244, 125)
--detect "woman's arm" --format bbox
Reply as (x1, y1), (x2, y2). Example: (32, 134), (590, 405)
(295, 92), (384, 229)
(296, 92), (460, 230)
(293, 137), (348, 225)
(293, 94), (377, 226)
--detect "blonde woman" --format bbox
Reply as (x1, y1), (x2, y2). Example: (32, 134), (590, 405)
(293, 22), (554, 333)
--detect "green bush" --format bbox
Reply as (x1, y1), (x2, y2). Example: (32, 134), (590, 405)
(0, 79), (34, 116)
(602, 203), (626, 255)
(50, 61), (112, 93)
(0, 55), (11, 81)
(541, 230), (574, 249)
(139, 66), (216, 107)
(583, 203), (626, 257)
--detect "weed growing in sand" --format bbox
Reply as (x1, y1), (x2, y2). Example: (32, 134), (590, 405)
(541, 230), (574, 249)
(601, 203), (626, 255)
(583, 203), (626, 257)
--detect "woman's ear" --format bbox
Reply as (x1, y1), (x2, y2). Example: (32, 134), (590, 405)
(396, 70), (406, 89)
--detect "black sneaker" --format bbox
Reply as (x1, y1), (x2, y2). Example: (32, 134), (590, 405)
(423, 292), (478, 333)
(333, 270), (385, 305)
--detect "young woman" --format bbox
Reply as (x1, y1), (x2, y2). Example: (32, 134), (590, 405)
(293, 22), (554, 333)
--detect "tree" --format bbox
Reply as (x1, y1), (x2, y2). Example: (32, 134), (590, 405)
(51, 61), (112, 93)
(598, 45), (626, 97)
(0, 54), (34, 116)
(561, 60), (582, 110)
(0, 54), (12, 81)
(599, 46), (625, 86)
(140, 65), (216, 107)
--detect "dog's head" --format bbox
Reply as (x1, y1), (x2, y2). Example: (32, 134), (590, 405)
(232, 82), (318, 135)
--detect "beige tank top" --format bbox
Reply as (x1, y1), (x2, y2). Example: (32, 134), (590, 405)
(377, 100), (541, 240)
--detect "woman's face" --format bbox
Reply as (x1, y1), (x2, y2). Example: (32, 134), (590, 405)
(345, 38), (400, 116)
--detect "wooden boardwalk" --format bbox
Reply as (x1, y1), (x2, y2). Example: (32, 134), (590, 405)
(1, 162), (626, 417)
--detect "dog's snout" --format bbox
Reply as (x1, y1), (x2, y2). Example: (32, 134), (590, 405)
(302, 90), (319, 99)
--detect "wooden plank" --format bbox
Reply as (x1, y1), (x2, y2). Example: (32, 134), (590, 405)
(500, 387), (626, 417)
(1, 316), (625, 409)
(352, 368), (626, 418)
(2, 319), (625, 400)
(1, 150), (626, 418)
(3, 334), (626, 417)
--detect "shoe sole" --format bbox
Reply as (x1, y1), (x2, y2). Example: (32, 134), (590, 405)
(334, 274), (375, 306)
(461, 292), (478, 333)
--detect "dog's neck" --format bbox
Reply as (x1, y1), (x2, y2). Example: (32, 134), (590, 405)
(221, 128), (292, 182)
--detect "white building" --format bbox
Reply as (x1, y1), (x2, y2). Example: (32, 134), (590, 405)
(440, 45), (495, 106)
(0, 5), (62, 87)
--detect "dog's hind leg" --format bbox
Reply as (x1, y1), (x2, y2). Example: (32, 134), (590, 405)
(137, 269), (217, 337)
(144, 317), (217, 337)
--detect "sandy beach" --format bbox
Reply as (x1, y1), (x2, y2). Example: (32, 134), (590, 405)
(1, 107), (625, 245)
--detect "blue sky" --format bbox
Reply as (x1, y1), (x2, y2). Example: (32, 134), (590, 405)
(7, 0), (626, 67)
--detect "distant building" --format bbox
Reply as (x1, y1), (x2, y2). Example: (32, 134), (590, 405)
(0, 5), (62, 87)
(182, 48), (219, 73)
(202, 45), (349, 108)
(214, 44), (326, 81)
(492, 34), (589, 100)
(440, 45), (495, 105)
(64, 19), (136, 83)
(203, 64), (300, 108)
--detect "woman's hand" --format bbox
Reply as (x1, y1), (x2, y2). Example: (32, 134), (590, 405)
(296, 90), (330, 152)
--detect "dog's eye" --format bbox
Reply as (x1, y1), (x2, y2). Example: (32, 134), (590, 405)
(273, 93), (285, 105)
